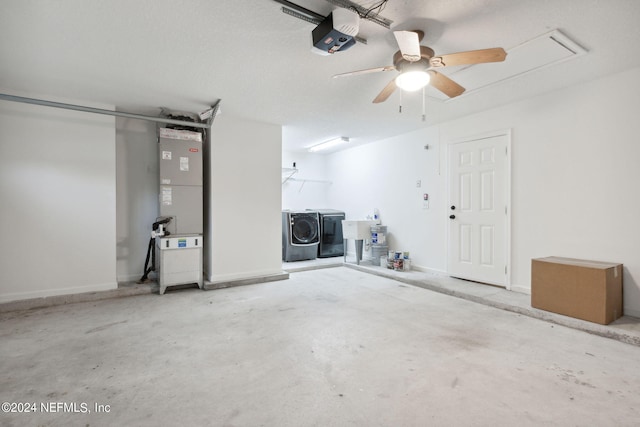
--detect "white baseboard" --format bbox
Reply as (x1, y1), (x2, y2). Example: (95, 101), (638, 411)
(410, 264), (448, 275)
(0, 282), (118, 304)
(624, 307), (640, 319)
(208, 268), (288, 283)
(205, 271), (289, 290)
(117, 273), (144, 283)
(510, 284), (531, 295)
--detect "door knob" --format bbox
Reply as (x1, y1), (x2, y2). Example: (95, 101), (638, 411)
(451, 205), (456, 210)
(449, 215), (456, 219)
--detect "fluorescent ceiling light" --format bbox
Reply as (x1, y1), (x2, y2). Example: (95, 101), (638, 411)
(396, 70), (430, 92)
(308, 137), (350, 152)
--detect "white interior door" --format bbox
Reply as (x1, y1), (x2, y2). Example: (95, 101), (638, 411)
(448, 133), (510, 287)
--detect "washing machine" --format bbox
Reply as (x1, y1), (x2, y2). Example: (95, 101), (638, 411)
(282, 211), (320, 262)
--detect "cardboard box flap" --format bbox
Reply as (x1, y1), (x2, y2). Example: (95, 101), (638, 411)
(536, 256), (621, 271)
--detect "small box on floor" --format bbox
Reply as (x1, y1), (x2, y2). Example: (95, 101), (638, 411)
(531, 257), (623, 325)
(385, 251), (411, 271)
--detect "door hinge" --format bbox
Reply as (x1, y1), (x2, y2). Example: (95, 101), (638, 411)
(505, 265), (508, 275)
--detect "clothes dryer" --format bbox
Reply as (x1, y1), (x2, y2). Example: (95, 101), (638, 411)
(311, 209), (345, 258)
(282, 211), (320, 262)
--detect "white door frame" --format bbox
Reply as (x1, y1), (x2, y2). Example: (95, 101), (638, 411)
(446, 129), (512, 290)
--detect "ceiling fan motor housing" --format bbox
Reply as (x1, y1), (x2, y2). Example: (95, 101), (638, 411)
(393, 46), (434, 72)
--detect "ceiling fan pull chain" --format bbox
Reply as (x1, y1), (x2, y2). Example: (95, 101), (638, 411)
(399, 89), (403, 114)
(422, 87), (426, 121)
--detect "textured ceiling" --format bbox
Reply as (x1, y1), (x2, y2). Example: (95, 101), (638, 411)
(1, 0), (640, 152)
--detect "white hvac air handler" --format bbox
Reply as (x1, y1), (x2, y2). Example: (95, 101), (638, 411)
(140, 127), (204, 294)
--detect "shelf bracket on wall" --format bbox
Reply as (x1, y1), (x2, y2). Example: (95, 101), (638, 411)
(285, 177), (333, 193)
(286, 178), (332, 185)
(282, 168), (332, 185)
(282, 167), (299, 184)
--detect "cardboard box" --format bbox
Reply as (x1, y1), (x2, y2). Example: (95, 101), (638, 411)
(531, 257), (623, 325)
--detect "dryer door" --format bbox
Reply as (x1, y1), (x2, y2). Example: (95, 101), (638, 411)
(291, 215), (319, 245)
(321, 214), (344, 245)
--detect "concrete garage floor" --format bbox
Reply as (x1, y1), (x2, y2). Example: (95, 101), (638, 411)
(2, 267), (640, 426)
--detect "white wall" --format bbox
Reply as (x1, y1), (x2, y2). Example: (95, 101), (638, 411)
(326, 127), (446, 270)
(207, 115), (283, 283)
(115, 118), (158, 282)
(282, 151), (329, 210)
(327, 67), (640, 318)
(0, 96), (117, 302)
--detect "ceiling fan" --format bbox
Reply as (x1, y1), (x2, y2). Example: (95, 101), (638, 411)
(333, 30), (507, 103)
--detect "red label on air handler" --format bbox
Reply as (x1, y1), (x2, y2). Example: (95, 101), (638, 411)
(189, 148), (199, 153)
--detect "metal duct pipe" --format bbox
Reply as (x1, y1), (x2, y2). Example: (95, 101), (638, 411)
(0, 93), (219, 129)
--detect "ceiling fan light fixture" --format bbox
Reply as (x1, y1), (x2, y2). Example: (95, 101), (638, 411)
(395, 70), (431, 92)
(308, 136), (350, 152)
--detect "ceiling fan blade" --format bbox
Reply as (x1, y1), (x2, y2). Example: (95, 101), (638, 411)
(430, 47), (507, 68)
(428, 70), (465, 98)
(333, 66), (396, 79)
(393, 31), (421, 62)
(373, 79), (397, 103)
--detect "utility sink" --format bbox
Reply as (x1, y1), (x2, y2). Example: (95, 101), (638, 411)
(341, 220), (378, 240)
